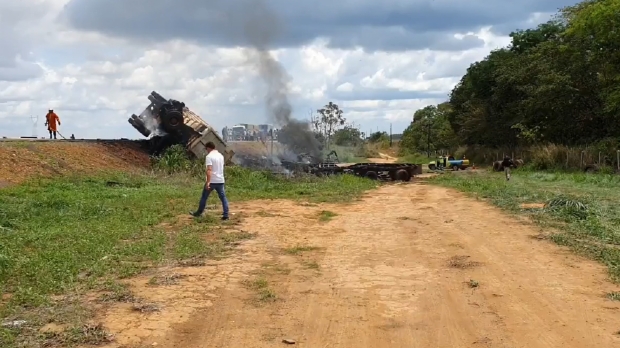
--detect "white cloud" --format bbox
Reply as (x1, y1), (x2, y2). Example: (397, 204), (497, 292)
(1, 0), (518, 139)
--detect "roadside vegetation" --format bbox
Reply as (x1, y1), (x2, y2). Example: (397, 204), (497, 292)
(396, 0), (620, 170)
(0, 145), (376, 347)
(430, 169), (620, 281)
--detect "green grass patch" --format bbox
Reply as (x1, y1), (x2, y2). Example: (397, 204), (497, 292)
(397, 152), (430, 164)
(283, 245), (321, 255)
(318, 210), (337, 222)
(605, 291), (620, 301)
(0, 147), (376, 347)
(242, 276), (277, 303)
(429, 169), (620, 281)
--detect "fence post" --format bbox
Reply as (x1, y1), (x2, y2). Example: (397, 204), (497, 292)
(617, 150), (619, 171)
(599, 152), (601, 165)
(566, 151), (569, 168)
(581, 151), (585, 168)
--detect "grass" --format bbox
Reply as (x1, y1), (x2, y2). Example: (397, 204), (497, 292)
(304, 261), (320, 270)
(283, 245), (321, 255)
(0, 149), (376, 347)
(605, 291), (620, 301)
(430, 169), (620, 281)
(397, 152), (430, 164)
(243, 276), (277, 303)
(318, 210), (337, 222)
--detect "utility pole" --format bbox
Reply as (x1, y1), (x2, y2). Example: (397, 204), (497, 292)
(30, 115), (38, 138)
(389, 123), (392, 147)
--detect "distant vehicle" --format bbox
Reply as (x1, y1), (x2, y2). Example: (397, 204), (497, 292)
(428, 156), (470, 171)
(231, 125), (246, 141)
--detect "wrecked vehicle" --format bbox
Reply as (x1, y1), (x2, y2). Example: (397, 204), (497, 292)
(279, 150), (422, 181)
(128, 91), (234, 163)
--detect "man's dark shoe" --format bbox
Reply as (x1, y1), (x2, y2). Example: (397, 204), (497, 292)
(221, 216), (229, 221)
(190, 211), (201, 217)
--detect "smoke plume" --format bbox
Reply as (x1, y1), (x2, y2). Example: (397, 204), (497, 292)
(241, 1), (322, 158)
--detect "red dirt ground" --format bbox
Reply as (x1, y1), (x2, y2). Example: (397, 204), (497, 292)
(0, 140), (151, 186)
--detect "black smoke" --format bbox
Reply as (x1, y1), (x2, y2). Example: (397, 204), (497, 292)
(242, 0), (323, 159)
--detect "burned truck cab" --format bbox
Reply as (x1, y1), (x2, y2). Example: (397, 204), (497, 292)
(128, 91), (234, 163)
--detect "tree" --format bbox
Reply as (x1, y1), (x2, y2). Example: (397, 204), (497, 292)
(400, 104), (456, 155)
(368, 131), (389, 143)
(312, 102), (346, 148)
(333, 125), (362, 146)
(398, 0), (620, 151)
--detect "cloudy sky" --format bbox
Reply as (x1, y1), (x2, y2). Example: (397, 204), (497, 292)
(1, 0), (577, 139)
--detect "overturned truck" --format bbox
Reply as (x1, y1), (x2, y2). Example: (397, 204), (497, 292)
(128, 91), (234, 162)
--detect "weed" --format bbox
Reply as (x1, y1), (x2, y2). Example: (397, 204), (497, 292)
(243, 277), (277, 302)
(304, 261), (320, 270)
(283, 245), (320, 255)
(318, 210), (337, 222)
(606, 292), (620, 301)
(468, 279), (480, 288)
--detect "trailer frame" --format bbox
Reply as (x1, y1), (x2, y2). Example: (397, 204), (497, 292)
(310, 162), (422, 181)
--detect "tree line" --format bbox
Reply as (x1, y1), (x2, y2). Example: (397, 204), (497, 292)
(401, 0), (620, 157)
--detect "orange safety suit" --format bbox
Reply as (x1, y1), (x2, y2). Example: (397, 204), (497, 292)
(45, 112), (60, 131)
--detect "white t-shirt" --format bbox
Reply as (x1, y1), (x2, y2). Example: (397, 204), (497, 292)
(206, 150), (225, 183)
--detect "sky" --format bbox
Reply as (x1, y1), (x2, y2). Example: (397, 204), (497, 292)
(0, 0), (578, 139)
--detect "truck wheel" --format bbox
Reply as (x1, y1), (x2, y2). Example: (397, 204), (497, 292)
(452, 165), (459, 171)
(365, 171), (378, 180)
(166, 110), (184, 128)
(428, 164), (436, 170)
(395, 169), (411, 182)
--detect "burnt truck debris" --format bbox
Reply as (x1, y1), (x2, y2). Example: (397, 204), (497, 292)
(128, 91), (234, 163)
(314, 163), (422, 181)
(278, 151), (423, 182)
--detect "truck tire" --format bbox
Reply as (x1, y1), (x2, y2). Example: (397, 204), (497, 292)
(452, 165), (459, 171)
(395, 169), (411, 182)
(428, 163), (436, 170)
(365, 171), (378, 180)
(162, 109), (184, 129)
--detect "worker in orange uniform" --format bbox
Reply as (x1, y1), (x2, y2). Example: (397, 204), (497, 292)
(44, 109), (61, 139)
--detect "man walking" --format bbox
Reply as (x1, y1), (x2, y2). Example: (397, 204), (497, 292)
(190, 141), (229, 220)
(44, 109), (60, 139)
(501, 155), (515, 181)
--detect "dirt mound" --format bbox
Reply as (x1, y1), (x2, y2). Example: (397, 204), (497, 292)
(0, 140), (151, 186)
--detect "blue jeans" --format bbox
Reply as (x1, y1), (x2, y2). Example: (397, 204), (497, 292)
(195, 183), (229, 218)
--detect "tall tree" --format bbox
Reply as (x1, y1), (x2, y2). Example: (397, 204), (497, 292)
(312, 102), (346, 148)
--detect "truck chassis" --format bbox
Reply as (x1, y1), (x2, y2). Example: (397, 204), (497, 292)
(311, 162), (422, 182)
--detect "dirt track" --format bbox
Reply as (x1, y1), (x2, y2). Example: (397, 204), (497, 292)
(97, 182), (620, 348)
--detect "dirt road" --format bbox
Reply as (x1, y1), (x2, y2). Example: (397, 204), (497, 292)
(99, 182), (620, 348)
(367, 152), (398, 163)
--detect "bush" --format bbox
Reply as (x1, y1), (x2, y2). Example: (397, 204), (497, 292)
(151, 145), (194, 174)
